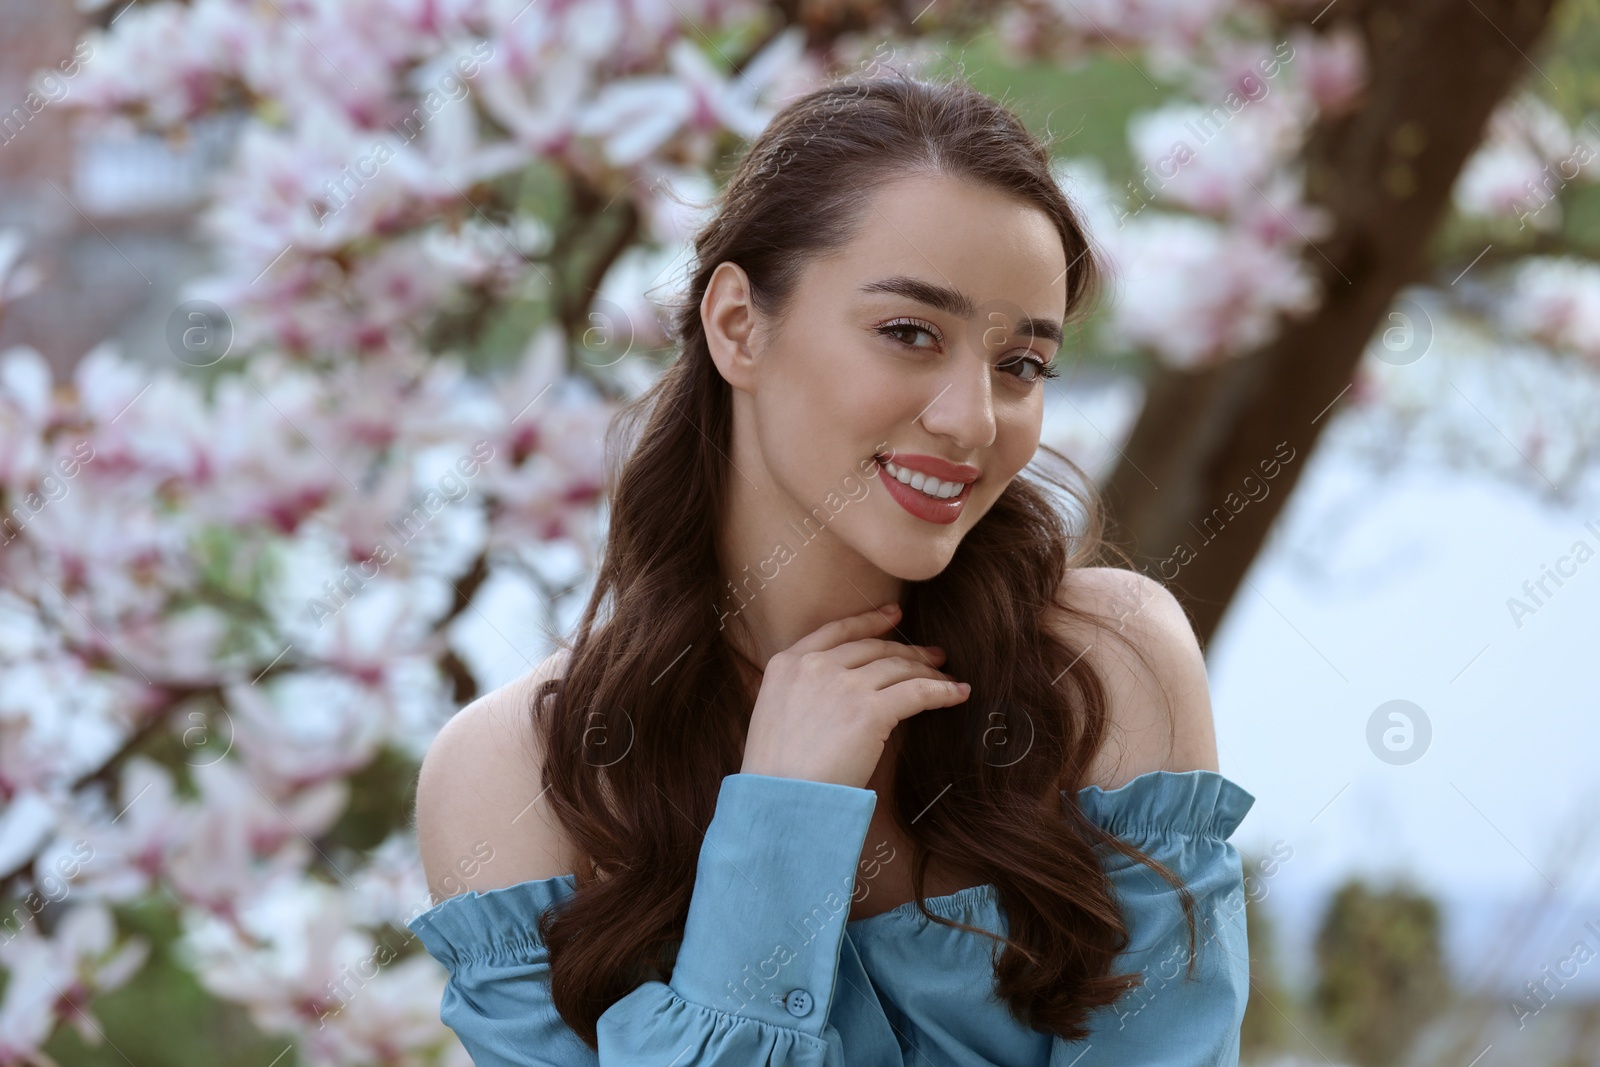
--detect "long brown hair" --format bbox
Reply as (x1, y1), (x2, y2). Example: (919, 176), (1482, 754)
(530, 69), (1200, 1048)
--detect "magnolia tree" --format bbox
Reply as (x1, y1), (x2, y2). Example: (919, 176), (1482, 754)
(0, 0), (1595, 1063)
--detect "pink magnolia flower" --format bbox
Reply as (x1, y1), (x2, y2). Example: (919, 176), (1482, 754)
(1500, 256), (1600, 364)
(1127, 96), (1302, 216)
(0, 232), (41, 310)
(1100, 211), (1321, 368)
(165, 758), (348, 914)
(1290, 24), (1367, 116)
(1455, 91), (1594, 228)
(0, 903), (148, 1066)
(38, 757), (192, 904)
(0, 347), (53, 491)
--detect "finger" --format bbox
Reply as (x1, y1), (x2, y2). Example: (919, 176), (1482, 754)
(832, 638), (945, 671)
(787, 604), (901, 657)
(856, 655), (953, 691)
(879, 677), (971, 724)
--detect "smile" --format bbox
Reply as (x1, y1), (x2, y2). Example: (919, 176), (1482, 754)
(875, 457), (972, 524)
(881, 459), (966, 499)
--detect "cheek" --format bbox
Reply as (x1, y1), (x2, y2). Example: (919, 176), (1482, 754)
(755, 369), (872, 498)
(812, 345), (903, 441)
(995, 401), (1044, 474)
(772, 323), (870, 406)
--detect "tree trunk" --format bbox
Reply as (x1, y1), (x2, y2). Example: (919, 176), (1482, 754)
(1103, 0), (1562, 647)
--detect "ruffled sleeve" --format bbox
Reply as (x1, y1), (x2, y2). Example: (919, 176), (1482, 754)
(1050, 769), (1257, 1067)
(407, 875), (598, 1065)
(406, 773), (878, 1066)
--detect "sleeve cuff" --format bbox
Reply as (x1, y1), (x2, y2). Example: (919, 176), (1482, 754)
(668, 772), (877, 1037)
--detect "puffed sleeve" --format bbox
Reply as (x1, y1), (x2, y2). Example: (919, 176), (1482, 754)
(1050, 769), (1258, 1067)
(407, 772), (878, 1066)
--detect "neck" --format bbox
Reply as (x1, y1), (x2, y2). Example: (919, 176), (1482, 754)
(716, 516), (903, 674)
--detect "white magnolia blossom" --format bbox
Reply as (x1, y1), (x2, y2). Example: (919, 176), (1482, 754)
(1040, 0), (1242, 63)
(0, 903), (149, 1063)
(1453, 90), (1599, 229)
(1057, 156), (1326, 368)
(175, 872), (454, 1067)
(1105, 210), (1323, 368)
(1498, 256), (1600, 363)
(1126, 95), (1306, 216)
(0, 231), (42, 311)
(1338, 295), (1600, 502)
(1284, 23), (1366, 117)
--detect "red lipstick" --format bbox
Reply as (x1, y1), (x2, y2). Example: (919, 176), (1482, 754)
(874, 452), (977, 525)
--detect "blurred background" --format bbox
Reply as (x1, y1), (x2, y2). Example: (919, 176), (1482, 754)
(1, 0), (1597, 1064)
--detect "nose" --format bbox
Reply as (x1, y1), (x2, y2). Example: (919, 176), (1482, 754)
(917, 349), (997, 451)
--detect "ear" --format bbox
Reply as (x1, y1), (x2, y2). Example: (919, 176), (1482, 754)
(701, 261), (762, 392)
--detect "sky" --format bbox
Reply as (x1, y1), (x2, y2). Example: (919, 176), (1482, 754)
(1204, 434), (1600, 996)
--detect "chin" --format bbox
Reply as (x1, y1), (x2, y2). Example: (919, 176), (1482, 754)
(874, 542), (958, 583)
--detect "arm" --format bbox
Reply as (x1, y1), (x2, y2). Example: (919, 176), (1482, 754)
(412, 664), (876, 1065)
(594, 773), (877, 1062)
(1049, 769), (1256, 1066)
(1045, 568), (1251, 1065)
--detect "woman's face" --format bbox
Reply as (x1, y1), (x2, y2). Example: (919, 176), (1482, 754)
(707, 171), (1069, 582)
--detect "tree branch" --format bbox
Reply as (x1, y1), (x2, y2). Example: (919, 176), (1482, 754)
(1104, 0), (1563, 647)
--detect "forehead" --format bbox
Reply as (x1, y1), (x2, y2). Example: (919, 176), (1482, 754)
(813, 172), (1069, 324)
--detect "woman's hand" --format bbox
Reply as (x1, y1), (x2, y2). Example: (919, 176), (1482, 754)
(739, 604), (970, 790)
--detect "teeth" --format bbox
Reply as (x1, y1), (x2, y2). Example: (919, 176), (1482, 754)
(881, 460), (964, 500)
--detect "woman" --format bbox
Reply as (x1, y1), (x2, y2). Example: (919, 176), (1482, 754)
(409, 70), (1256, 1066)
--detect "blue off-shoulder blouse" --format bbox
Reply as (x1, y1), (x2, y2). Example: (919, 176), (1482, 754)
(406, 768), (1256, 1066)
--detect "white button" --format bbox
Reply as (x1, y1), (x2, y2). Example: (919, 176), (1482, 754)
(783, 989), (813, 1017)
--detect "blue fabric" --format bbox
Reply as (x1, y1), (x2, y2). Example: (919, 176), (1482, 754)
(407, 768), (1256, 1066)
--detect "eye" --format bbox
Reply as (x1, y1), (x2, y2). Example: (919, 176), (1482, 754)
(876, 318), (942, 349)
(877, 318), (1061, 384)
(998, 352), (1061, 384)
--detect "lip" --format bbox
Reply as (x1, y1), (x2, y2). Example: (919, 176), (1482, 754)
(875, 456), (972, 525)
(878, 452), (981, 484)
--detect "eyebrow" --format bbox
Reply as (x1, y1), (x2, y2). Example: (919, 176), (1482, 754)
(858, 275), (1064, 346)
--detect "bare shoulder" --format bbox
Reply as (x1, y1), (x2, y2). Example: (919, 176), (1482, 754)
(414, 647), (578, 905)
(1048, 566), (1219, 789)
